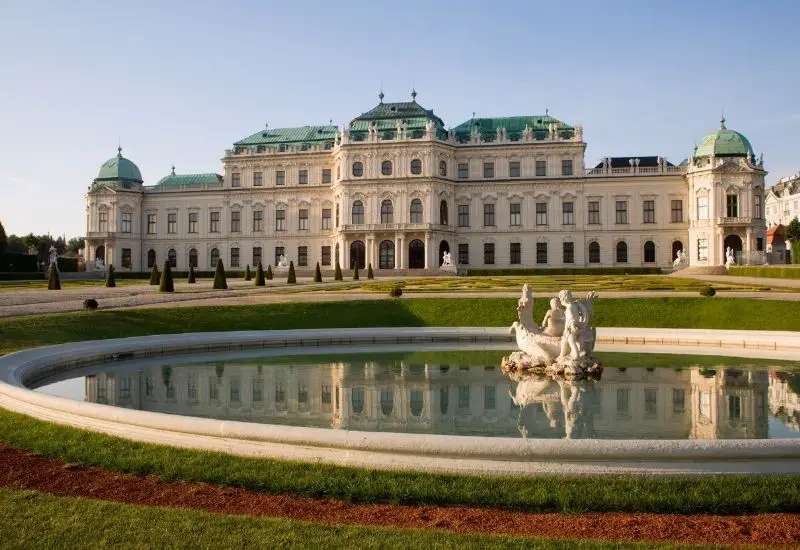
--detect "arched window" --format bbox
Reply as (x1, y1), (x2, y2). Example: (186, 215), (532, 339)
(616, 241), (628, 263)
(350, 240), (365, 269)
(410, 198), (423, 223)
(439, 200), (448, 225)
(168, 248), (177, 268)
(410, 390), (424, 417)
(352, 162), (363, 177)
(351, 200), (364, 225)
(379, 240), (395, 269)
(380, 390), (394, 416)
(381, 160), (393, 175)
(381, 200), (393, 224)
(189, 248), (198, 268)
(588, 242), (600, 264)
(439, 160), (447, 177)
(147, 249), (156, 268)
(210, 248), (220, 268)
(643, 241), (656, 263)
(351, 388), (365, 414)
(410, 159), (422, 175)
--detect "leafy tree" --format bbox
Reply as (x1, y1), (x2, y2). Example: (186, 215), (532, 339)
(5, 235), (26, 254)
(352, 264), (359, 280)
(313, 262), (322, 283)
(0, 220), (7, 258)
(213, 259), (228, 289)
(367, 263), (374, 279)
(255, 262), (265, 286)
(334, 261), (343, 281)
(786, 217), (800, 242)
(66, 237), (84, 252)
(47, 264), (60, 290)
(287, 261), (296, 284)
(245, 264), (251, 281)
(266, 264), (273, 280)
(187, 265), (196, 284)
(149, 263), (160, 285)
(159, 261), (174, 292)
(105, 264), (116, 287)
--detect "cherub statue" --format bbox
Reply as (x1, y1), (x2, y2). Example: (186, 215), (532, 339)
(441, 251), (452, 266)
(557, 290), (597, 360)
(540, 297), (565, 337)
(725, 247), (735, 267)
(278, 254), (288, 268)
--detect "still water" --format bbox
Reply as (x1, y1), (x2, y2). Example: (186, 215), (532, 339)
(34, 350), (800, 440)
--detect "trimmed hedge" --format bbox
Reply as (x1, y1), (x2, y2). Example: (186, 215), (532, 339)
(105, 264), (116, 288)
(728, 266), (800, 280)
(465, 267), (663, 276)
(56, 257), (79, 272)
(148, 265), (160, 285)
(0, 253), (39, 272)
(0, 272), (44, 281)
(793, 241), (800, 265)
(213, 259), (228, 290)
(47, 266), (60, 290)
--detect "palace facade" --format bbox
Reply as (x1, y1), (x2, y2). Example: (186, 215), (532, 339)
(84, 94), (768, 272)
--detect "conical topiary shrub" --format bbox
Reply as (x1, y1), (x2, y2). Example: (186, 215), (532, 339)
(213, 259), (227, 289)
(245, 264), (251, 281)
(149, 263), (160, 285)
(255, 262), (265, 286)
(159, 261), (174, 293)
(367, 263), (374, 279)
(334, 261), (342, 281)
(287, 261), (296, 284)
(266, 264), (273, 280)
(187, 264), (196, 284)
(105, 264), (116, 287)
(352, 264), (359, 281)
(47, 265), (61, 290)
(313, 262), (322, 283)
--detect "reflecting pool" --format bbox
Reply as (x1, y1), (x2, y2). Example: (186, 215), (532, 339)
(34, 350), (800, 440)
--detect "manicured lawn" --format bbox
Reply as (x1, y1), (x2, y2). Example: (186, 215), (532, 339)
(0, 278), (151, 290)
(2, 297), (799, 356)
(1, 408), (798, 515)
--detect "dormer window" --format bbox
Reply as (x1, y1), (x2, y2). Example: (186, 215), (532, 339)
(381, 160), (393, 176)
(410, 159), (422, 175)
(352, 162), (363, 177)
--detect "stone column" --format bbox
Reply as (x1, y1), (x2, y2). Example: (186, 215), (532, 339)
(395, 235), (403, 269)
(424, 233), (431, 269)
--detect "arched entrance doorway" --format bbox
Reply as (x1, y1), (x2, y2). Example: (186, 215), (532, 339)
(379, 240), (395, 269)
(350, 240), (365, 269)
(95, 245), (105, 261)
(438, 240), (450, 266)
(672, 241), (683, 262)
(408, 239), (425, 269)
(723, 234), (743, 263)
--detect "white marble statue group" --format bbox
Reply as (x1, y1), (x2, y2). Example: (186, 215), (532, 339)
(725, 246), (736, 269)
(441, 251), (452, 267)
(276, 254), (289, 269)
(504, 284), (602, 376)
(672, 248), (688, 270)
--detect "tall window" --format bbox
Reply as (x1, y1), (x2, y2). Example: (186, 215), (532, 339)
(322, 208), (331, 230)
(381, 200), (393, 224)
(189, 248), (198, 268)
(535, 160), (547, 176)
(561, 159), (573, 176)
(381, 160), (393, 175)
(588, 201), (600, 224)
(168, 248), (177, 268)
(410, 159), (422, 174)
(210, 248), (219, 268)
(379, 240), (395, 269)
(536, 242), (548, 264)
(121, 212), (132, 233)
(147, 214), (156, 234)
(188, 212), (198, 233)
(167, 213), (176, 234)
(98, 212), (107, 232)
(335, 204), (339, 227)
(643, 200), (655, 223)
(697, 196), (708, 220)
(275, 209), (285, 231)
(509, 161), (521, 178)
(252, 247), (262, 267)
(274, 246), (284, 266)
(147, 249), (156, 268)
(483, 162), (494, 178)
(298, 209), (309, 230)
(410, 199), (423, 223)
(644, 241), (656, 263)
(562, 202), (574, 225)
(439, 200), (448, 225)
(121, 248), (131, 268)
(483, 243), (495, 264)
(276, 170), (285, 186)
(298, 169), (308, 185)
(253, 171), (263, 186)
(588, 242), (600, 263)
(536, 202), (547, 226)
(563, 242), (575, 264)
(351, 201), (364, 224)
(754, 193), (763, 219)
(321, 246), (331, 266)
(230, 211), (241, 232)
(230, 247), (240, 267)
(439, 160), (447, 177)
(231, 173), (241, 187)
(671, 200), (683, 222)
(458, 204), (470, 227)
(510, 242), (521, 265)
(297, 246), (307, 267)
(726, 194), (738, 217)
(253, 210), (263, 232)
(698, 238), (708, 260)
(209, 211), (220, 233)
(510, 203), (521, 226)
(616, 241), (628, 263)
(483, 203), (495, 226)
(458, 243), (469, 265)
(458, 163), (469, 179)
(615, 201), (628, 224)
(322, 169), (331, 183)
(352, 162), (363, 177)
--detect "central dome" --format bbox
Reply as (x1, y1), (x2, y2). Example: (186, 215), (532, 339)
(693, 119), (754, 159)
(96, 147), (143, 182)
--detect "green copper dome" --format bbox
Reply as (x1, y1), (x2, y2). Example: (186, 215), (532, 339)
(693, 118), (754, 159)
(96, 147), (143, 182)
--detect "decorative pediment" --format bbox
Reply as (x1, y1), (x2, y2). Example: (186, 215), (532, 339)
(481, 192), (498, 202)
(713, 160), (749, 173)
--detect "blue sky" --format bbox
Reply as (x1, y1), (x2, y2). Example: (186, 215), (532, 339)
(1, 0), (799, 238)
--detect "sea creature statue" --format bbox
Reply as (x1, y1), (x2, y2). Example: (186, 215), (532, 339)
(725, 246), (736, 268)
(277, 254), (289, 269)
(673, 249), (688, 270)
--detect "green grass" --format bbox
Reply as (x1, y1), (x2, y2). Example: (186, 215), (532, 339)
(0, 278), (152, 291)
(2, 297), (799, 356)
(729, 266), (800, 279)
(0, 489), (717, 550)
(1, 408), (798, 515)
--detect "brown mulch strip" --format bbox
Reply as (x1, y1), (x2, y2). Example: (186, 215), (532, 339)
(0, 444), (797, 548)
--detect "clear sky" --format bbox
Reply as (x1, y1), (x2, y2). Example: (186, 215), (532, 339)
(1, 0), (799, 239)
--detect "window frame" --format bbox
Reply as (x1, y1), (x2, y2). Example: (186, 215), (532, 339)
(166, 212), (176, 234)
(643, 200), (655, 224)
(381, 160), (393, 176)
(535, 202), (548, 226)
(509, 161), (521, 178)
(536, 242), (548, 264)
(483, 242), (495, 265)
(563, 241), (575, 264)
(509, 242), (521, 265)
(209, 211), (220, 233)
(410, 159), (422, 175)
(298, 208), (309, 230)
(483, 162), (495, 179)
(509, 203), (522, 226)
(483, 203), (495, 227)
(188, 212), (198, 233)
(457, 204), (470, 227)
(562, 201), (574, 225)
(535, 160), (547, 176)
(670, 199), (683, 223)
(615, 200), (628, 224)
(275, 209), (286, 231)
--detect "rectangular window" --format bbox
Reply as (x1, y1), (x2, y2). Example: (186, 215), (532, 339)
(230, 378), (240, 402)
(671, 199), (683, 222)
(121, 248), (131, 268)
(230, 247), (240, 267)
(322, 208), (332, 230)
(510, 242), (521, 265)
(697, 196), (708, 220)
(754, 193), (762, 219)
(147, 214), (156, 234)
(121, 212), (132, 233)
(298, 169), (308, 185)
(276, 170), (285, 186)
(230, 211), (241, 232)
(484, 385), (496, 410)
(728, 395), (742, 419)
(276, 209), (285, 231)
(458, 163), (469, 179)
(321, 246), (331, 266)
(588, 201), (600, 224)
(253, 171), (262, 186)
(208, 378), (219, 401)
(563, 242), (574, 264)
(275, 246), (284, 266)
(299, 209), (309, 230)
(231, 173), (241, 187)
(321, 385), (332, 405)
(188, 212), (198, 233)
(458, 385), (470, 409)
(253, 210), (263, 232)
(536, 242), (548, 264)
(536, 202), (548, 226)
(672, 389), (685, 414)
(298, 246), (308, 267)
(322, 169), (331, 184)
(643, 200), (655, 223)
(252, 246), (262, 267)
(209, 211), (220, 233)
(458, 204), (470, 227)
(483, 162), (495, 178)
(98, 212), (107, 232)
(166, 213), (176, 234)
(483, 203), (495, 226)
(535, 160), (547, 176)
(698, 238), (708, 260)
(645, 388), (658, 416)
(252, 381), (263, 403)
(510, 203), (522, 226)
(483, 243), (495, 265)
(562, 202), (574, 225)
(726, 195), (738, 217)
(617, 388), (630, 415)
(509, 161), (520, 178)
(756, 237), (763, 251)
(458, 243), (469, 265)
(561, 159), (573, 176)
(615, 201), (628, 224)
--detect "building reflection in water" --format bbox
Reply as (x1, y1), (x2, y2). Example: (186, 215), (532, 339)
(82, 358), (797, 440)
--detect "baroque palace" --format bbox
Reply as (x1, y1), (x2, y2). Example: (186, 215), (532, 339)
(84, 93), (768, 272)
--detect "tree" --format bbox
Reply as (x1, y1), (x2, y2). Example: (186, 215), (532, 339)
(786, 217), (800, 242)
(213, 258), (228, 289)
(255, 262), (265, 286)
(266, 264), (273, 280)
(187, 264), (196, 284)
(0, 220), (7, 259)
(313, 262), (322, 283)
(105, 264), (116, 287)
(334, 260), (343, 281)
(66, 237), (84, 253)
(287, 261), (296, 284)
(159, 261), (174, 292)
(149, 263), (160, 285)
(352, 264), (359, 280)
(5, 235), (26, 254)
(367, 263), (374, 279)
(245, 264), (251, 281)
(47, 264), (60, 290)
